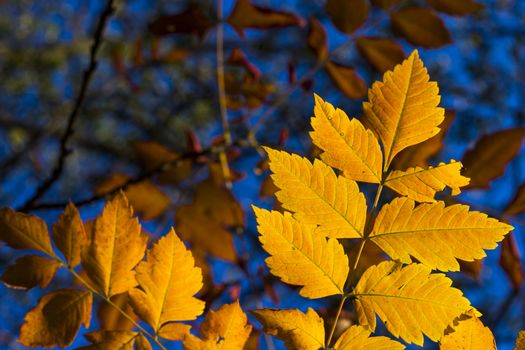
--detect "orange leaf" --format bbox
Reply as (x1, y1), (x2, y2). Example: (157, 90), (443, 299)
(1, 255), (60, 290)
(356, 37), (405, 73)
(391, 7), (452, 48)
(97, 293), (137, 331)
(427, 0), (483, 16)
(52, 202), (87, 268)
(325, 61), (367, 99)
(462, 128), (525, 189)
(325, 0), (369, 34)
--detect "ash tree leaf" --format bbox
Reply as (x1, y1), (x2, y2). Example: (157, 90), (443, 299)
(19, 289), (92, 348)
(79, 330), (139, 350)
(384, 160), (470, 203)
(136, 334), (152, 350)
(325, 0), (369, 34)
(370, 197), (513, 271)
(362, 50), (445, 170)
(356, 36), (406, 73)
(129, 229), (204, 332)
(1, 255), (60, 290)
(0, 208), (56, 257)
(182, 301), (252, 350)
(52, 201), (87, 268)
(311, 95), (382, 183)
(81, 192), (148, 298)
(334, 325), (405, 350)
(352, 261), (473, 345)
(390, 7), (452, 48)
(462, 128), (525, 189)
(265, 147), (367, 238)
(251, 308), (325, 350)
(158, 322), (191, 341)
(253, 207), (349, 298)
(97, 293), (137, 331)
(439, 313), (495, 350)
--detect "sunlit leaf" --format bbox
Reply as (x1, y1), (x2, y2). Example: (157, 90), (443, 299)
(439, 313), (495, 349)
(97, 293), (137, 331)
(158, 322), (191, 341)
(334, 325), (405, 350)
(52, 201), (87, 267)
(80, 330), (138, 350)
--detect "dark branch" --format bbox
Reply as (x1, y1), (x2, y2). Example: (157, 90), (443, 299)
(20, 0), (115, 211)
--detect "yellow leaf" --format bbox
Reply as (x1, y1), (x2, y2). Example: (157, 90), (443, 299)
(384, 160), (470, 203)
(352, 261), (473, 345)
(311, 94), (382, 183)
(129, 229), (204, 331)
(183, 301), (252, 350)
(362, 50), (444, 170)
(265, 147), (367, 238)
(80, 330), (138, 350)
(136, 334), (152, 350)
(515, 331), (525, 350)
(52, 201), (87, 267)
(19, 289), (92, 348)
(334, 325), (405, 350)
(158, 322), (191, 341)
(252, 308), (324, 350)
(439, 313), (495, 350)
(97, 293), (137, 331)
(253, 207), (348, 298)
(370, 197), (513, 271)
(0, 208), (55, 257)
(81, 192), (148, 297)
(1, 255), (60, 290)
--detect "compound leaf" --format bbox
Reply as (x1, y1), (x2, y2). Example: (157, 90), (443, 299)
(439, 313), (495, 350)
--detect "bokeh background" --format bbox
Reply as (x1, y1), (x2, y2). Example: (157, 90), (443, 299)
(0, 0), (524, 349)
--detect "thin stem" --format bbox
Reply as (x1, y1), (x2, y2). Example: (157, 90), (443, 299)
(326, 295), (347, 348)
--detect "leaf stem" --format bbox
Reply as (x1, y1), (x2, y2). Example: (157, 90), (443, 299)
(326, 295), (347, 348)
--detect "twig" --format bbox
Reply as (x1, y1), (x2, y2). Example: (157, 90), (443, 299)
(20, 0), (115, 211)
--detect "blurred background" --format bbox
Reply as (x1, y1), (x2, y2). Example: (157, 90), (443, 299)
(0, 0), (524, 348)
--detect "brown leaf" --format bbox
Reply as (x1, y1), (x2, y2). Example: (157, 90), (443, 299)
(371, 0), (401, 9)
(227, 0), (305, 36)
(325, 61), (367, 99)
(95, 174), (170, 220)
(0, 208), (55, 257)
(459, 259), (482, 281)
(500, 233), (523, 290)
(19, 289), (92, 348)
(462, 128), (525, 189)
(52, 202), (87, 268)
(356, 37), (406, 73)
(307, 17), (328, 61)
(149, 4), (213, 38)
(504, 181), (525, 216)
(135, 334), (152, 350)
(1, 255), (60, 290)
(427, 0), (483, 16)
(97, 293), (137, 331)
(392, 110), (455, 170)
(325, 0), (369, 34)
(391, 7), (452, 48)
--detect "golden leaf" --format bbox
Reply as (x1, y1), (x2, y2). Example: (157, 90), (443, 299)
(80, 330), (138, 350)
(0, 208), (55, 257)
(253, 207), (348, 298)
(362, 50), (444, 170)
(439, 313), (495, 350)
(515, 331), (525, 350)
(252, 308), (325, 350)
(81, 192), (148, 297)
(158, 322), (191, 341)
(129, 229), (204, 332)
(370, 197), (513, 271)
(352, 261), (473, 345)
(1, 255), (60, 290)
(19, 289), (92, 348)
(265, 147), (367, 238)
(183, 301), (252, 350)
(52, 201), (87, 267)
(97, 293), (137, 331)
(311, 94), (382, 183)
(136, 334), (152, 350)
(384, 160), (470, 203)
(334, 325), (405, 350)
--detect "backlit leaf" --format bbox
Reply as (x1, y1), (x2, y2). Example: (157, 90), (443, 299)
(352, 261), (473, 345)
(252, 308), (325, 350)
(362, 50), (444, 170)
(356, 37), (406, 73)
(81, 192), (148, 297)
(427, 0), (483, 16)
(265, 147), (367, 238)
(129, 229), (204, 331)
(0, 208), (55, 257)
(384, 160), (470, 203)
(253, 207), (348, 298)
(19, 289), (92, 348)
(325, 0), (369, 34)
(391, 7), (452, 48)
(97, 293), (137, 331)
(515, 331), (525, 350)
(52, 201), (87, 267)
(462, 128), (525, 189)
(370, 197), (513, 271)
(334, 325), (405, 350)
(182, 301), (252, 350)
(439, 313), (495, 349)
(80, 330), (138, 350)
(325, 61), (367, 99)
(1, 255), (60, 290)
(158, 322), (191, 341)
(311, 95), (382, 183)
